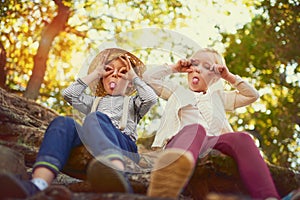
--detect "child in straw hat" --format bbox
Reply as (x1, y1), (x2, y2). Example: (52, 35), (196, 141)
(0, 48), (157, 198)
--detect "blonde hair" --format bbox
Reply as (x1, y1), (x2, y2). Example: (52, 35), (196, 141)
(191, 48), (226, 66)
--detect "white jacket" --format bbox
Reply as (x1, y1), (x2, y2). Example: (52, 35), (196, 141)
(143, 65), (260, 148)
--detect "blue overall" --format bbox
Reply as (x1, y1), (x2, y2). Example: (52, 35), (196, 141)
(33, 112), (139, 175)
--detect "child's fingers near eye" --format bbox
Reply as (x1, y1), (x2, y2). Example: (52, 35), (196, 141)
(213, 65), (226, 78)
(214, 64), (223, 73)
(119, 55), (128, 66)
(104, 65), (113, 72)
(181, 59), (190, 66)
(179, 59), (185, 65)
(124, 55), (133, 70)
(186, 68), (193, 73)
(103, 65), (114, 76)
(119, 55), (132, 71)
(119, 67), (128, 75)
(179, 59), (192, 72)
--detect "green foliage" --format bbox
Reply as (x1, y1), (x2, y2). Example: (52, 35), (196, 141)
(222, 0), (300, 169)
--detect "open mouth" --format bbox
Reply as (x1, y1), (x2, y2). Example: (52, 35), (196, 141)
(109, 81), (116, 89)
(192, 77), (199, 84)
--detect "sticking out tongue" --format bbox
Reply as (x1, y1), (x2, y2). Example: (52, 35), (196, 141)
(109, 82), (116, 89)
(192, 77), (199, 84)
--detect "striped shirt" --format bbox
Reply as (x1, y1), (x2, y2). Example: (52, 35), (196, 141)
(63, 77), (157, 141)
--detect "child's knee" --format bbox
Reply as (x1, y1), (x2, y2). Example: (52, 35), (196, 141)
(84, 111), (108, 125)
(183, 124), (206, 137)
(49, 116), (75, 128)
(232, 132), (254, 145)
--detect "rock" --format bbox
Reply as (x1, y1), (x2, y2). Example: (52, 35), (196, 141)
(27, 185), (72, 200)
(0, 145), (28, 180)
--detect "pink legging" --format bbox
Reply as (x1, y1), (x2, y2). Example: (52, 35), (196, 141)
(166, 124), (280, 199)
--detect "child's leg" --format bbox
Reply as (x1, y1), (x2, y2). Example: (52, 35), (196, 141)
(0, 116), (82, 198)
(82, 112), (137, 193)
(33, 116), (83, 178)
(166, 123), (207, 163)
(207, 132), (280, 199)
(147, 124), (206, 198)
(81, 111), (139, 166)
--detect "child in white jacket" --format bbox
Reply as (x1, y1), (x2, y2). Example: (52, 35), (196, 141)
(144, 48), (280, 200)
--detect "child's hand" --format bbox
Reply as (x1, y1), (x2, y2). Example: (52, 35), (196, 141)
(213, 64), (236, 83)
(124, 67), (138, 81)
(91, 64), (107, 80)
(92, 50), (112, 79)
(171, 59), (193, 73)
(119, 55), (138, 81)
(82, 63), (109, 85)
(212, 64), (230, 79)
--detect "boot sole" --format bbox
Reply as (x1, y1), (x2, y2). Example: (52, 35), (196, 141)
(0, 173), (27, 199)
(87, 156), (131, 193)
(147, 148), (195, 198)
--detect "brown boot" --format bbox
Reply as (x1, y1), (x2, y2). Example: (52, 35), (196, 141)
(0, 172), (40, 199)
(87, 156), (133, 193)
(147, 148), (194, 199)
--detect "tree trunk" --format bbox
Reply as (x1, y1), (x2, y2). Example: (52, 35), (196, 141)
(23, 0), (70, 100)
(0, 41), (6, 89)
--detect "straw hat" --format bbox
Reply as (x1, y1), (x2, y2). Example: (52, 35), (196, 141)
(88, 48), (145, 97)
